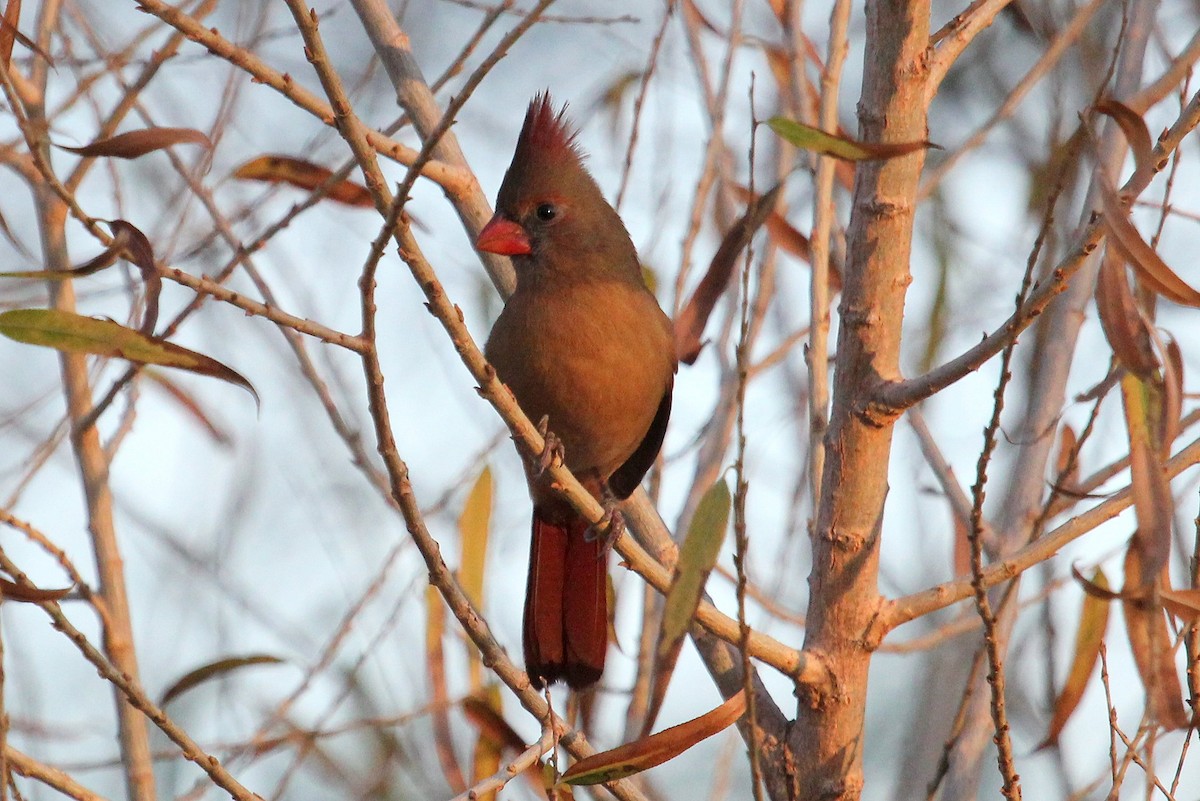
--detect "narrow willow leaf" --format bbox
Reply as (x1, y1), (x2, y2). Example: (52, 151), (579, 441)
(562, 689), (747, 786)
(1054, 424), (1080, 494)
(458, 466), (492, 689)
(1041, 568), (1110, 748)
(58, 127), (212, 159)
(160, 654), (284, 706)
(1162, 339), (1183, 452)
(0, 309), (257, 402)
(1160, 587), (1200, 623)
(470, 685), (503, 800)
(0, 3), (53, 67)
(145, 370), (232, 447)
(1120, 374), (1172, 590)
(462, 691), (526, 753)
(0, 577), (71, 602)
(0, 0), (20, 67)
(642, 479), (731, 736)
(767, 116), (938, 161)
(1122, 544), (1191, 729)
(1094, 246), (1157, 376)
(675, 185), (781, 364)
(1071, 563), (1126, 601)
(1099, 183), (1200, 307)
(426, 586), (466, 793)
(232, 155), (374, 208)
(1095, 99), (1153, 180)
(107, 219), (161, 334)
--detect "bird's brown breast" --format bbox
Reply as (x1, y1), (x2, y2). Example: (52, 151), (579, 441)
(485, 277), (674, 486)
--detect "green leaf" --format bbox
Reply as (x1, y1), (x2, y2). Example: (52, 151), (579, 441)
(0, 308), (257, 402)
(642, 479), (731, 735)
(767, 116), (937, 162)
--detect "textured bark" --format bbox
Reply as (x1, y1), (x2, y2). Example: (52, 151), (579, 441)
(790, 2), (931, 798)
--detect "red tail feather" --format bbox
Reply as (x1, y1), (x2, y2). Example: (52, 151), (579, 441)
(524, 508), (607, 688)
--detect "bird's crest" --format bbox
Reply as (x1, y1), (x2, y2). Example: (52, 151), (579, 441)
(514, 92), (584, 167)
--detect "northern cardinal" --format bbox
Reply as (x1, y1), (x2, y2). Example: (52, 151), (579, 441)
(478, 94), (675, 689)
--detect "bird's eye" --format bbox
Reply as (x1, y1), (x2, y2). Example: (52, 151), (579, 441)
(535, 203), (557, 222)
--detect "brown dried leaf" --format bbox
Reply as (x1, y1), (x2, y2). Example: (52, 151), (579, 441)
(675, 183), (781, 365)
(1041, 568), (1110, 748)
(462, 691), (526, 754)
(1121, 545), (1191, 729)
(469, 685), (503, 799)
(0, 577), (71, 602)
(1094, 98), (1153, 181)
(1054, 424), (1080, 495)
(952, 511), (970, 578)
(144, 370), (232, 447)
(160, 654), (284, 706)
(1099, 182), (1200, 307)
(1160, 587), (1200, 623)
(108, 220), (160, 334)
(58, 127), (212, 159)
(1094, 246), (1157, 376)
(232, 155), (374, 208)
(729, 184), (815, 266)
(562, 690), (747, 785)
(0, 0), (18, 66)
(1162, 339), (1183, 452)
(1071, 563), (1127, 601)
(0, 2), (53, 67)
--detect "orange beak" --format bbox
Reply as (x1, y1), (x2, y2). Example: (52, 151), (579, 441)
(476, 216), (532, 256)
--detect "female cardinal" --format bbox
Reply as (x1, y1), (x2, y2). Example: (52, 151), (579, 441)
(478, 94), (676, 689)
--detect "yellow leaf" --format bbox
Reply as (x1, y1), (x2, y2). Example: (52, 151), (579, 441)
(1041, 569), (1110, 748)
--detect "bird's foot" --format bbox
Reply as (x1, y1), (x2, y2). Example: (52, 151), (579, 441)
(586, 504), (624, 554)
(534, 415), (564, 476)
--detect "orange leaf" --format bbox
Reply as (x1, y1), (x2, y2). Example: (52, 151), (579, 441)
(58, 127), (212, 159)
(562, 690), (747, 785)
(232, 155), (374, 208)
